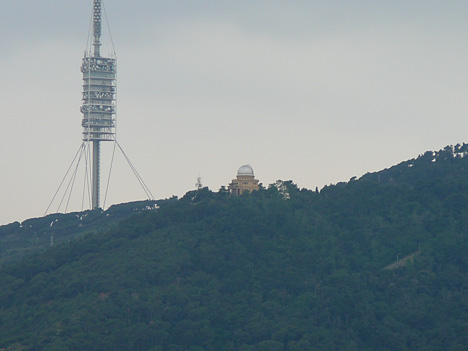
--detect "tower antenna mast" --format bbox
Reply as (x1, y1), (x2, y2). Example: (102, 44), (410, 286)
(93, 0), (102, 57)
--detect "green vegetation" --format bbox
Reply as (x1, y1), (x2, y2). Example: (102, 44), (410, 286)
(0, 199), (174, 266)
(1, 145), (468, 350)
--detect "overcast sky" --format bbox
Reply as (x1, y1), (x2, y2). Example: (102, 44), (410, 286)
(1, 1), (468, 225)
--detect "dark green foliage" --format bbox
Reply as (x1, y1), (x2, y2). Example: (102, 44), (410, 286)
(0, 200), (164, 265)
(2, 145), (468, 350)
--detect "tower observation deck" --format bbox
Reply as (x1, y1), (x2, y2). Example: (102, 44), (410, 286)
(81, 0), (116, 209)
(81, 56), (116, 141)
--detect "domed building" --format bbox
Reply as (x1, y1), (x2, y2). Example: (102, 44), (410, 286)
(228, 165), (260, 195)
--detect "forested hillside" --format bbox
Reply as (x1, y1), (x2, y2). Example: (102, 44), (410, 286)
(1, 145), (468, 350)
(0, 199), (175, 266)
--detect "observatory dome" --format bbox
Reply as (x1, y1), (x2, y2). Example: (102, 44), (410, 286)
(237, 165), (254, 176)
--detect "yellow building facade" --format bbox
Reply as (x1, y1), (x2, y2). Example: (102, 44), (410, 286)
(229, 165), (260, 195)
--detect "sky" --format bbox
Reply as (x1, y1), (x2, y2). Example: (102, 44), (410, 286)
(1, 0), (468, 225)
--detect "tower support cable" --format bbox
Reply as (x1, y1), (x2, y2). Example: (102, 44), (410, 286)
(58, 145), (86, 213)
(44, 143), (85, 216)
(116, 141), (155, 200)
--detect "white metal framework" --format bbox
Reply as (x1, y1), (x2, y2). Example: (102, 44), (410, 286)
(81, 57), (116, 141)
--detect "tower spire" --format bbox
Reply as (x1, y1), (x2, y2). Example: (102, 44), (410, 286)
(93, 0), (102, 57)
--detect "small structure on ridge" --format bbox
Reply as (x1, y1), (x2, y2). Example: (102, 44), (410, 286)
(228, 165), (259, 195)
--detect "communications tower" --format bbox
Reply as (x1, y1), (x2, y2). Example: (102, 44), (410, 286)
(81, 0), (116, 209)
(45, 0), (154, 217)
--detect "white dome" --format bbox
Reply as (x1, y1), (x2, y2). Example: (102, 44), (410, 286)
(237, 164), (254, 176)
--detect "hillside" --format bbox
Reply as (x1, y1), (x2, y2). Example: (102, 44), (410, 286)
(0, 199), (176, 266)
(1, 145), (468, 350)
(360, 143), (468, 186)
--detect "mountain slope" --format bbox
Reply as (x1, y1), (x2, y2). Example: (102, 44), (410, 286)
(1, 146), (468, 350)
(360, 143), (468, 186)
(0, 199), (176, 266)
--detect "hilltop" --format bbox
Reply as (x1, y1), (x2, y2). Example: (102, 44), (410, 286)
(1, 144), (468, 350)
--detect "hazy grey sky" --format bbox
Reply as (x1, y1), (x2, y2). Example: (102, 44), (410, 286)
(1, 1), (468, 225)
